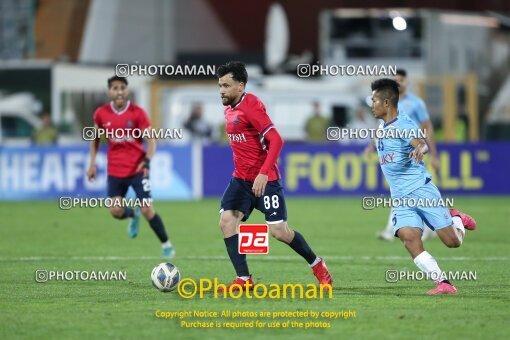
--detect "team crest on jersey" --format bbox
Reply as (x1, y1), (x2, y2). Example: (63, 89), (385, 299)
(233, 116), (239, 125)
(126, 120), (133, 127)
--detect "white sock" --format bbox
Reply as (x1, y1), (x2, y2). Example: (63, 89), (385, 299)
(309, 257), (321, 267)
(384, 209), (394, 233)
(413, 251), (444, 283)
(452, 216), (465, 244)
(161, 240), (172, 248)
(237, 276), (250, 281)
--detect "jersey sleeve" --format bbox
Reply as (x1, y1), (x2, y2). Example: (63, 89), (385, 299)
(93, 108), (102, 127)
(260, 128), (283, 175)
(245, 96), (274, 136)
(414, 97), (430, 124)
(136, 107), (151, 130)
(400, 119), (420, 144)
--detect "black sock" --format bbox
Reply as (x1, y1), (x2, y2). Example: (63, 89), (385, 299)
(148, 213), (168, 243)
(287, 231), (317, 265)
(224, 234), (250, 277)
(441, 279), (451, 285)
(114, 208), (134, 219)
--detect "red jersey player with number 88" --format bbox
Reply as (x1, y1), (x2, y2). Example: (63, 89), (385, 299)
(216, 61), (333, 292)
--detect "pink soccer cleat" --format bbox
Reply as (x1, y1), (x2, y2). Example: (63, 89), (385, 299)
(312, 258), (333, 291)
(450, 209), (477, 231)
(217, 276), (254, 293)
(427, 282), (457, 295)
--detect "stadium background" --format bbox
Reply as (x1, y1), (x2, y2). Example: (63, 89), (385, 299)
(1, 1), (509, 339)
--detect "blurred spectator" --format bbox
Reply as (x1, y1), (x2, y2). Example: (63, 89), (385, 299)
(218, 122), (229, 144)
(32, 113), (58, 144)
(304, 102), (330, 142)
(184, 103), (212, 143)
(340, 106), (376, 145)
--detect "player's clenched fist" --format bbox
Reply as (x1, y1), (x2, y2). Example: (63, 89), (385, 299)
(87, 165), (96, 181)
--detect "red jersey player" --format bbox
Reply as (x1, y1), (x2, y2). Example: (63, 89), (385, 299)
(86, 76), (174, 258)
(216, 61), (333, 291)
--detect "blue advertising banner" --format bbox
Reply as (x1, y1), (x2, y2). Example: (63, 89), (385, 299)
(202, 145), (234, 196)
(202, 143), (510, 196)
(0, 145), (193, 200)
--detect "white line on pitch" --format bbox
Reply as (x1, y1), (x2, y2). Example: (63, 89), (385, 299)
(0, 255), (508, 262)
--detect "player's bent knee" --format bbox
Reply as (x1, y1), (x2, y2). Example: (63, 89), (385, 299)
(398, 229), (424, 256)
(397, 228), (421, 242)
(219, 214), (237, 235)
(404, 239), (423, 251)
(437, 228), (462, 248)
(270, 228), (286, 241)
(218, 214), (232, 229)
(446, 238), (461, 248)
(269, 222), (292, 242)
(140, 206), (154, 218)
(109, 206), (124, 218)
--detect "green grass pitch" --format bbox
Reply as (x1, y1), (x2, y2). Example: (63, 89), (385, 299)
(1, 197), (509, 339)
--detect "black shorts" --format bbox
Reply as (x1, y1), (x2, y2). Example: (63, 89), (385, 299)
(220, 177), (287, 224)
(107, 173), (151, 199)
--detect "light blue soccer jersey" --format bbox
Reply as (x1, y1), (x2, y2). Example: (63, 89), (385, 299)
(376, 114), (431, 198)
(398, 93), (429, 125)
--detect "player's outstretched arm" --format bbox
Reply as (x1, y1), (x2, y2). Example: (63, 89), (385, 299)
(86, 124), (101, 182)
(409, 138), (429, 164)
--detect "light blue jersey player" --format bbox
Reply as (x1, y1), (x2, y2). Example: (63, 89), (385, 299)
(376, 114), (431, 198)
(375, 114), (449, 231)
(376, 69), (439, 242)
(394, 70), (437, 166)
(399, 92), (430, 126)
(370, 78), (477, 295)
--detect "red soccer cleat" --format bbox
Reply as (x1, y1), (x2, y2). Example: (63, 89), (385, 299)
(450, 209), (477, 231)
(217, 276), (254, 293)
(427, 282), (457, 295)
(312, 258), (333, 290)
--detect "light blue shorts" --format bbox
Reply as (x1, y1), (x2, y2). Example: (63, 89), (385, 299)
(392, 181), (453, 236)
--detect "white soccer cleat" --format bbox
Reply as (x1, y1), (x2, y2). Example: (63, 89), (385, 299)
(377, 230), (394, 241)
(421, 228), (437, 241)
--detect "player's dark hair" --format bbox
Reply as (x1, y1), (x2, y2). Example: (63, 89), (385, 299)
(371, 78), (399, 108)
(107, 76), (128, 88)
(217, 61), (248, 84)
(396, 68), (407, 77)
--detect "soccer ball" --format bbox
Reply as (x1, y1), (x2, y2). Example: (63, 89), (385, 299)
(151, 263), (181, 292)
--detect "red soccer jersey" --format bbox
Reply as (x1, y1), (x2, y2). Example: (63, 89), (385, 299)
(224, 93), (281, 182)
(93, 100), (150, 178)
